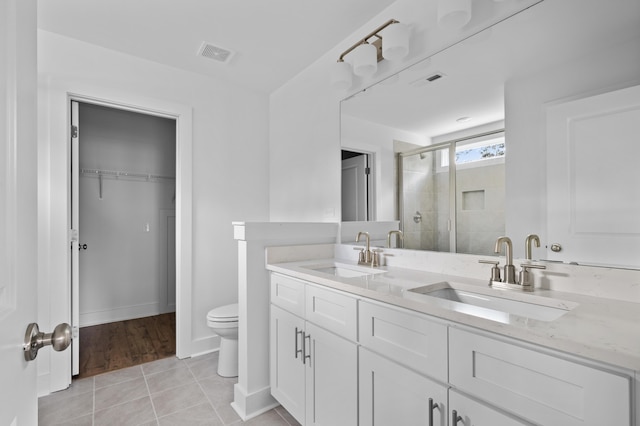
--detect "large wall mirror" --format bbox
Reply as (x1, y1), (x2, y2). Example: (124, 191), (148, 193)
(340, 0), (640, 267)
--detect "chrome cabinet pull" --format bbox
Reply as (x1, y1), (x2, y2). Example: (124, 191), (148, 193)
(452, 409), (462, 425)
(294, 327), (303, 360)
(428, 398), (438, 426)
(304, 334), (311, 366)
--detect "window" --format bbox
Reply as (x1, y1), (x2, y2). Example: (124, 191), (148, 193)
(440, 134), (505, 168)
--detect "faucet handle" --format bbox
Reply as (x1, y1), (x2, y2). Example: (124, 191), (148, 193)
(371, 248), (383, 267)
(518, 263), (546, 287)
(479, 259), (501, 283)
(519, 263), (546, 269)
(478, 260), (499, 265)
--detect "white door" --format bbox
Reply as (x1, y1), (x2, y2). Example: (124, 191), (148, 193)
(546, 84), (640, 267)
(0, 0), (39, 424)
(70, 101), (80, 375)
(341, 154), (368, 221)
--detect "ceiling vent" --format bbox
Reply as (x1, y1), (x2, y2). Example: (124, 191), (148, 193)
(409, 72), (446, 87)
(197, 42), (235, 64)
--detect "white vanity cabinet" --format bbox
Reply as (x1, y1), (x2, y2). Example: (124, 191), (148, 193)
(269, 270), (636, 426)
(358, 300), (449, 426)
(270, 273), (358, 426)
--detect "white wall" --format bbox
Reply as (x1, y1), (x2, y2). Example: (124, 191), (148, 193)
(78, 104), (177, 325)
(37, 30), (270, 358)
(505, 36), (640, 258)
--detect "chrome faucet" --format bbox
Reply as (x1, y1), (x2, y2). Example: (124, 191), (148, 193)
(494, 236), (516, 283)
(387, 230), (404, 248)
(356, 232), (372, 265)
(525, 234), (540, 260)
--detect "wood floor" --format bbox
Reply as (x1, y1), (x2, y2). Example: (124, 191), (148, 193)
(77, 312), (176, 378)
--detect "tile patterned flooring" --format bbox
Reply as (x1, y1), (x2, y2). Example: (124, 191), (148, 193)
(38, 352), (301, 426)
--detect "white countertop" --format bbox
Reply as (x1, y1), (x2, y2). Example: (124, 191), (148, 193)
(267, 258), (640, 372)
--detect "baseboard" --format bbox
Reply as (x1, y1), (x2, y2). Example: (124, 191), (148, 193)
(187, 334), (220, 360)
(79, 302), (174, 327)
(231, 383), (279, 421)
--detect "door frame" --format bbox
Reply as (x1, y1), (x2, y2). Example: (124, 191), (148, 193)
(69, 98), (183, 375)
(39, 86), (193, 394)
(341, 152), (370, 221)
(340, 147), (377, 222)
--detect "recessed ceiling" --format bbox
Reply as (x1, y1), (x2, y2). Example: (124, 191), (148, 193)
(37, 0), (397, 94)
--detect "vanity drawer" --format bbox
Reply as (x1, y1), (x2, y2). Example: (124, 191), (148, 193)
(305, 284), (357, 341)
(449, 328), (632, 426)
(271, 273), (305, 317)
(358, 300), (448, 383)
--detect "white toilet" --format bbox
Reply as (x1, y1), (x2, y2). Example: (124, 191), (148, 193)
(206, 303), (239, 377)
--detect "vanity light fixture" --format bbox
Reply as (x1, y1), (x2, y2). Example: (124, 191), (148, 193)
(332, 19), (410, 90)
(437, 0), (472, 30)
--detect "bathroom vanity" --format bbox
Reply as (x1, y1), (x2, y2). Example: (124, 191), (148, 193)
(266, 245), (639, 426)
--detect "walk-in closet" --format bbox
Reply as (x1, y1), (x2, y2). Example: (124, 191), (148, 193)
(74, 102), (177, 376)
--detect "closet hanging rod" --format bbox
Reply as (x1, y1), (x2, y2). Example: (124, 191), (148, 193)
(80, 168), (175, 181)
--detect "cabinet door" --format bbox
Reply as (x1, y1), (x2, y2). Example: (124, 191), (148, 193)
(305, 322), (358, 426)
(449, 390), (531, 426)
(359, 348), (448, 426)
(270, 305), (306, 424)
(449, 328), (632, 426)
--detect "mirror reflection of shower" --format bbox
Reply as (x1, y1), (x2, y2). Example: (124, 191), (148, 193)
(397, 128), (505, 256)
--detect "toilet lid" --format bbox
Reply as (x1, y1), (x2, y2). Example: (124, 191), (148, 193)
(207, 303), (238, 320)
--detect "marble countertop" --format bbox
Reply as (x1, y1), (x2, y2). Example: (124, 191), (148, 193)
(267, 258), (640, 372)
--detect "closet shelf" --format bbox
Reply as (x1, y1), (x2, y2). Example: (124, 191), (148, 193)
(80, 168), (175, 181)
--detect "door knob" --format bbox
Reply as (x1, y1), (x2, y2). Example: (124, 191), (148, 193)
(23, 322), (72, 361)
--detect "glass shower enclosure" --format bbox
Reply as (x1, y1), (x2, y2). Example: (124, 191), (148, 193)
(397, 131), (505, 256)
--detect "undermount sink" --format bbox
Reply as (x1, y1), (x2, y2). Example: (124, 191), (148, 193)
(303, 262), (387, 278)
(407, 282), (578, 323)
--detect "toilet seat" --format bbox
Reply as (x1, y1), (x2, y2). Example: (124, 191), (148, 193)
(207, 303), (238, 323)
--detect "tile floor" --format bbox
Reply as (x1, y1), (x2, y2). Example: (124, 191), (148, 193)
(38, 352), (301, 426)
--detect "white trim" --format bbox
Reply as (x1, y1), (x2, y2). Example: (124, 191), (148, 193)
(190, 335), (221, 359)
(68, 92), (193, 361)
(231, 384), (280, 421)
(38, 80), (194, 396)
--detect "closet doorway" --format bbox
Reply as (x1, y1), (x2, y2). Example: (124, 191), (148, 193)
(71, 101), (177, 377)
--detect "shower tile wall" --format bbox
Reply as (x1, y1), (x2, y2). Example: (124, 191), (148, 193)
(401, 153), (504, 255)
(456, 163), (505, 256)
